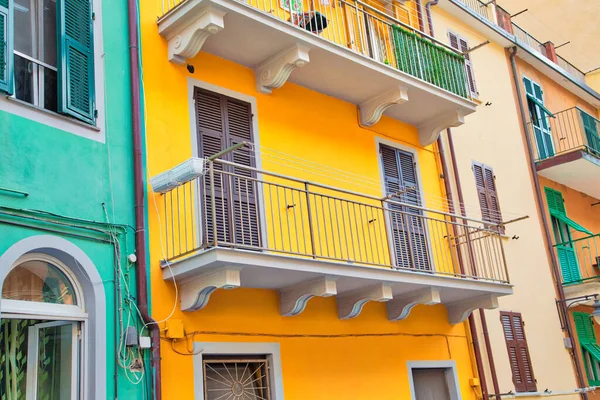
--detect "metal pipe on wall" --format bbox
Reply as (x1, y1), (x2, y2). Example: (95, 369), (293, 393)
(127, 0), (163, 398)
(508, 46), (588, 400)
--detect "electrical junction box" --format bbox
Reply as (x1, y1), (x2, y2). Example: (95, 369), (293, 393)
(125, 326), (139, 347)
(469, 378), (480, 388)
(564, 337), (573, 349)
(139, 336), (152, 349)
(150, 158), (205, 193)
(165, 319), (185, 339)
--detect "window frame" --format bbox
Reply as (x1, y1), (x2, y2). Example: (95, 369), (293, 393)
(1, 252), (87, 400)
(192, 342), (284, 400)
(0, 0), (106, 142)
(407, 360), (462, 400)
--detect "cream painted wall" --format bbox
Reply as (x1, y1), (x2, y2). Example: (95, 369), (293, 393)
(431, 6), (580, 397)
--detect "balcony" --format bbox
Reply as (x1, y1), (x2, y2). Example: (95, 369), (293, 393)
(156, 158), (512, 323)
(555, 234), (600, 298)
(527, 107), (600, 199)
(157, 0), (476, 145)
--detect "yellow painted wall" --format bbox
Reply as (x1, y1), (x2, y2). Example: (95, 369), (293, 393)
(142, 2), (480, 400)
(431, 6), (579, 398)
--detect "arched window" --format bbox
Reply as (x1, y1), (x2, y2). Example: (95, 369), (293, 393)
(0, 253), (85, 399)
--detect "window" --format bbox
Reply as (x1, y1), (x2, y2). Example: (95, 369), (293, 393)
(203, 356), (271, 400)
(500, 311), (536, 392)
(574, 312), (600, 386)
(523, 77), (554, 160)
(195, 87), (260, 248)
(545, 187), (591, 284)
(448, 31), (477, 97)
(408, 361), (461, 400)
(193, 342), (283, 400)
(379, 143), (430, 271)
(472, 162), (503, 232)
(0, 254), (84, 399)
(0, 0), (95, 124)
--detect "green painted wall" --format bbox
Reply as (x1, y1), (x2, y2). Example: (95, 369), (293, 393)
(0, 0), (148, 397)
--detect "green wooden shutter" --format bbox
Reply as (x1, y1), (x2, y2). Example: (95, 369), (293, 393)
(545, 187), (582, 283)
(58, 0), (95, 123)
(524, 76), (554, 160)
(574, 312), (600, 385)
(580, 109), (600, 155)
(574, 312), (596, 345)
(0, 0), (12, 94)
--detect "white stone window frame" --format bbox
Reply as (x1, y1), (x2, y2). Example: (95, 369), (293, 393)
(407, 360), (462, 400)
(192, 342), (284, 400)
(0, 235), (107, 400)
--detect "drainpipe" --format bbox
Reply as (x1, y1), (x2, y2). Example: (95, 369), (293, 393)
(425, 0), (439, 36)
(508, 46), (588, 400)
(439, 132), (491, 400)
(127, 0), (162, 399)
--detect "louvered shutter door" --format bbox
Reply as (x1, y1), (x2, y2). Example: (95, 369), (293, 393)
(458, 38), (477, 96)
(501, 312), (537, 392)
(344, 4), (366, 55)
(574, 313), (596, 345)
(224, 97), (261, 248)
(0, 0), (12, 94)
(524, 77), (554, 159)
(58, 0), (95, 123)
(473, 163), (490, 221)
(580, 110), (600, 155)
(545, 187), (581, 283)
(380, 145), (430, 271)
(196, 89), (230, 245)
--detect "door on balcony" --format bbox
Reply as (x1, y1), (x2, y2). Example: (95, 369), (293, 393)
(380, 144), (431, 271)
(194, 88), (261, 249)
(524, 77), (554, 160)
(580, 109), (600, 156)
(545, 187), (581, 284)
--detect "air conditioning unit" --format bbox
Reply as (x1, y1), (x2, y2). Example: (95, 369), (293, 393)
(150, 158), (205, 193)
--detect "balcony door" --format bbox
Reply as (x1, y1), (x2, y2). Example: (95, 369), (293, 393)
(524, 77), (554, 160)
(380, 144), (430, 271)
(194, 88), (261, 249)
(580, 109), (600, 155)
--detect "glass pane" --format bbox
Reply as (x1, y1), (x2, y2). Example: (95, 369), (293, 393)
(14, 0), (34, 56)
(14, 54), (35, 105)
(37, 324), (77, 399)
(0, 319), (39, 398)
(41, 0), (57, 67)
(43, 66), (58, 112)
(2, 260), (77, 305)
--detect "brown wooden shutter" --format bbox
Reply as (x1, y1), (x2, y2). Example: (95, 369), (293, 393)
(195, 88), (260, 248)
(473, 162), (503, 232)
(500, 312), (537, 392)
(380, 144), (430, 271)
(448, 32), (477, 96)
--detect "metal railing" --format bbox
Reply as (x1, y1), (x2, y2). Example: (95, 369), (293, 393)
(160, 158), (509, 283)
(554, 234), (600, 286)
(557, 55), (586, 83)
(512, 23), (547, 57)
(453, 0), (492, 21)
(159, 0), (471, 99)
(526, 107), (600, 162)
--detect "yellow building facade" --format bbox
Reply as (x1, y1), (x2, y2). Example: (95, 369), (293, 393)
(141, 0), (515, 398)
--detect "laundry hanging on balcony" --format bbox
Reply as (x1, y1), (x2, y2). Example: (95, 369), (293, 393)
(291, 11), (329, 34)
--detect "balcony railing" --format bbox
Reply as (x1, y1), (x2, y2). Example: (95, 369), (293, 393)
(527, 107), (600, 162)
(557, 55), (586, 83)
(159, 0), (471, 99)
(512, 23), (547, 57)
(454, 0), (492, 22)
(160, 159), (509, 283)
(554, 234), (600, 286)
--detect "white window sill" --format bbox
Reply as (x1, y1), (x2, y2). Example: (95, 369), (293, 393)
(1, 95), (104, 143)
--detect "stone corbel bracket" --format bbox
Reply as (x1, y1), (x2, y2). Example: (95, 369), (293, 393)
(359, 86), (409, 127)
(387, 287), (441, 321)
(338, 283), (393, 320)
(446, 294), (499, 325)
(180, 268), (241, 311)
(417, 110), (465, 146)
(255, 44), (310, 94)
(162, 5), (227, 65)
(280, 276), (337, 316)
